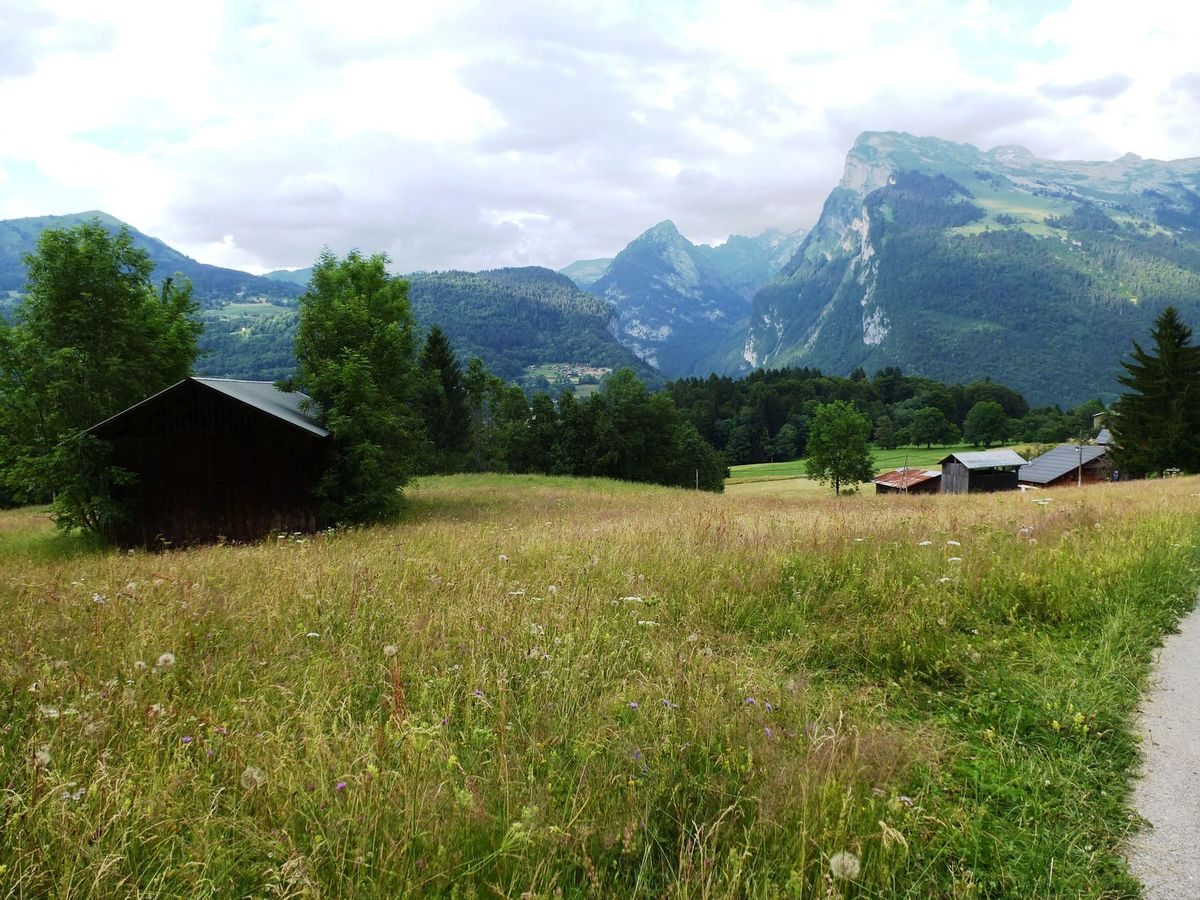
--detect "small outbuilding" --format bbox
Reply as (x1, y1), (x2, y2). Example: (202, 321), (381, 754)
(873, 467), (941, 495)
(1019, 443), (1108, 487)
(87, 377), (329, 547)
(1095, 427), (1112, 446)
(939, 449), (1027, 495)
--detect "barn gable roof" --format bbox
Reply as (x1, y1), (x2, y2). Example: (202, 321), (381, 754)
(87, 377), (329, 439)
(1018, 443), (1107, 484)
(938, 449), (1027, 469)
(1096, 427), (1112, 446)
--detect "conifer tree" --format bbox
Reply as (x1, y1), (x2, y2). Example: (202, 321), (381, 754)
(416, 325), (471, 471)
(1111, 306), (1200, 475)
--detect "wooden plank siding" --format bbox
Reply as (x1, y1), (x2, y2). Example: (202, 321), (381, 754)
(95, 380), (327, 547)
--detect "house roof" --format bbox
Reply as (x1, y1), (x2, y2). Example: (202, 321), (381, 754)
(1019, 443), (1107, 484)
(1096, 427), (1112, 445)
(872, 467), (941, 489)
(88, 377), (329, 438)
(939, 449), (1027, 469)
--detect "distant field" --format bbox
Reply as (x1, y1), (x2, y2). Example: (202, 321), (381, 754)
(203, 302), (295, 318)
(728, 443), (1015, 486)
(3, 474), (1197, 896)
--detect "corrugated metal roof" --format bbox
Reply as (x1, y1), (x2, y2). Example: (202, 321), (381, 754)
(1019, 443), (1107, 484)
(939, 449), (1027, 469)
(88, 377), (328, 438)
(1096, 427), (1112, 445)
(872, 467), (941, 489)
(193, 378), (328, 437)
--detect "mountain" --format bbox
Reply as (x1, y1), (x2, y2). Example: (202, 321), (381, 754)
(559, 258), (613, 291)
(744, 132), (1200, 405)
(264, 267), (313, 287)
(696, 227), (807, 300)
(0, 211), (303, 309)
(406, 267), (658, 383)
(588, 221), (753, 377)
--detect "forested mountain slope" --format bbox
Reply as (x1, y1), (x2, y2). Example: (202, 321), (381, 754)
(745, 132), (1200, 405)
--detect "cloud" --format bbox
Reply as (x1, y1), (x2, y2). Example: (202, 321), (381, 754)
(1040, 73), (1133, 101)
(0, 0), (1198, 273)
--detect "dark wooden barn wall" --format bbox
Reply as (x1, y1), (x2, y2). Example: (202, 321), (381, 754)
(103, 382), (326, 546)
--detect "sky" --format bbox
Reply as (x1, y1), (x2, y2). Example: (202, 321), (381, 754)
(2, 0), (1199, 275)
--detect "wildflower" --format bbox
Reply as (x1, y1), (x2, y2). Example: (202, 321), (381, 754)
(637, 620), (658, 627)
(946, 540), (961, 547)
(764, 701), (773, 712)
(498, 554), (509, 562)
(744, 697), (757, 706)
(335, 780), (348, 792)
(628, 701), (639, 710)
(854, 537), (865, 542)
(305, 632), (320, 639)
(947, 557), (963, 563)
(148, 703), (163, 717)
(155, 652), (176, 670)
(547, 584), (557, 594)
(382, 644), (398, 657)
(529, 623), (544, 636)
(92, 592), (107, 604)
(661, 699), (678, 709)
(38, 705), (59, 720)
(764, 726), (774, 738)
(241, 766), (267, 790)
(938, 576), (952, 583)
(472, 689), (485, 700)
(33, 746), (51, 768)
(828, 850), (861, 880)
(918, 540), (932, 546)
(181, 735), (194, 744)
(133, 660), (147, 670)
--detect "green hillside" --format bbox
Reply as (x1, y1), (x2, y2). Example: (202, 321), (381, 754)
(746, 133), (1200, 405)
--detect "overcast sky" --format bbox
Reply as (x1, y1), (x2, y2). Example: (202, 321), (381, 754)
(2, 0), (1198, 274)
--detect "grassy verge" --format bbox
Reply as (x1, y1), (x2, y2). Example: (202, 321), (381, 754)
(0, 477), (1196, 896)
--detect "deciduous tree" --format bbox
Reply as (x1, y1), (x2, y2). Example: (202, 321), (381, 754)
(294, 249), (422, 524)
(0, 219), (200, 535)
(804, 401), (875, 494)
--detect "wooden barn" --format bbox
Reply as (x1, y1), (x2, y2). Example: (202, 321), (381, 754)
(939, 449), (1026, 495)
(872, 467), (941, 495)
(1019, 443), (1109, 487)
(87, 377), (329, 547)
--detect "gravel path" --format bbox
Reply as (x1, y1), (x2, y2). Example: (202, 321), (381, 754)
(1127, 604), (1200, 898)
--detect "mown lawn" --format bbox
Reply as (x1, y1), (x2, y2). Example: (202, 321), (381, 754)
(1, 474), (1197, 897)
(728, 444), (1021, 486)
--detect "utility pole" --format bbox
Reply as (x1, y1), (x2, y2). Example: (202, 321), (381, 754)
(1077, 431), (1084, 487)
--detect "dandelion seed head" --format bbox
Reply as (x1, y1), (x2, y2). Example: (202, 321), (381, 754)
(33, 746), (51, 768)
(241, 766), (267, 790)
(382, 644), (398, 657)
(829, 850), (861, 880)
(155, 652), (176, 670)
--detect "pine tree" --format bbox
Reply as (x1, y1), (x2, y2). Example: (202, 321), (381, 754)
(1111, 306), (1200, 476)
(416, 325), (471, 471)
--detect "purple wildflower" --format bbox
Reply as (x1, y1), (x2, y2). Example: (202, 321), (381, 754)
(744, 697), (757, 706)
(472, 689), (485, 699)
(335, 780), (348, 792)
(629, 701), (639, 710)
(181, 735), (193, 744)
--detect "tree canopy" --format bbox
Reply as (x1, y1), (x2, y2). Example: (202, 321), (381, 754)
(294, 249), (423, 524)
(0, 219), (200, 533)
(804, 401), (875, 494)
(1111, 306), (1200, 475)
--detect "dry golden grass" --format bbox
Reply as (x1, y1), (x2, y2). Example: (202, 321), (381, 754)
(1, 473), (1198, 897)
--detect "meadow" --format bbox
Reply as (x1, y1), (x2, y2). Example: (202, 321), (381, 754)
(1, 474), (1198, 897)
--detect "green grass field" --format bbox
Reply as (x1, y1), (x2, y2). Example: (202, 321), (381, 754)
(727, 444), (1019, 492)
(2, 474), (1197, 896)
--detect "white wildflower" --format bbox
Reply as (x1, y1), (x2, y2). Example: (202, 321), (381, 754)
(382, 644), (398, 657)
(547, 584), (557, 594)
(155, 652), (176, 670)
(829, 850), (861, 880)
(637, 620), (659, 627)
(918, 540), (932, 546)
(498, 554), (509, 562)
(948, 557), (963, 563)
(38, 705), (59, 720)
(946, 540), (961, 547)
(33, 746), (52, 768)
(241, 766), (267, 790)
(938, 576), (952, 583)
(92, 592), (107, 604)
(133, 660), (147, 670)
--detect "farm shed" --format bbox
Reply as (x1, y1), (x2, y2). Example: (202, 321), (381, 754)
(938, 449), (1026, 495)
(872, 467), (941, 495)
(1019, 443), (1108, 487)
(87, 377), (329, 547)
(1096, 427), (1112, 446)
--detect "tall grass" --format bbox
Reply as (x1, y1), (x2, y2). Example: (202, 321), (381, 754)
(1, 474), (1196, 897)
